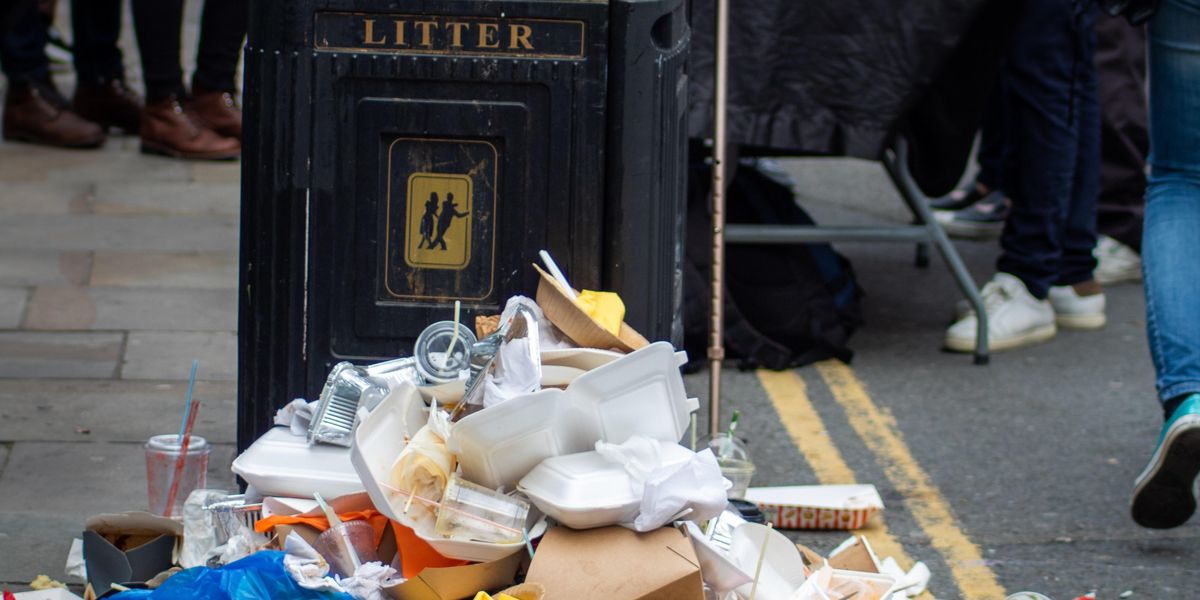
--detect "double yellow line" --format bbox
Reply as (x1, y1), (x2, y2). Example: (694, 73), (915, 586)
(758, 362), (1006, 599)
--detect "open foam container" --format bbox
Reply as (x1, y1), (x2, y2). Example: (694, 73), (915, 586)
(517, 441), (695, 529)
(449, 341), (699, 490)
(351, 383), (547, 563)
(231, 427), (365, 499)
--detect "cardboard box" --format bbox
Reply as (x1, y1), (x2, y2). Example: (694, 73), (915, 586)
(82, 512), (182, 599)
(525, 526), (703, 600)
(384, 551), (523, 600)
(745, 484), (883, 530)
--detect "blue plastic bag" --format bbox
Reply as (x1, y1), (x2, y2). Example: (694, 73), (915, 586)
(109, 551), (353, 600)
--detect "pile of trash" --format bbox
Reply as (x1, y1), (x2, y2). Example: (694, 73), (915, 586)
(55, 256), (931, 600)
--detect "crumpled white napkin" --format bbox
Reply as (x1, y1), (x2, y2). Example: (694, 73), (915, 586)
(274, 398), (319, 435)
(595, 435), (729, 532)
(482, 336), (542, 408)
(500, 296), (573, 350)
(282, 532), (402, 600)
(337, 561), (401, 600)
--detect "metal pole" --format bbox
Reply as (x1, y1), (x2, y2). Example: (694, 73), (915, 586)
(708, 0), (729, 437)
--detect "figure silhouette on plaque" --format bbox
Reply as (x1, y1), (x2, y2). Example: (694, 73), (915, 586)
(431, 192), (469, 251)
(417, 192), (439, 249)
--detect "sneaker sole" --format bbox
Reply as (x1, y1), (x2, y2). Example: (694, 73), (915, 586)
(1055, 312), (1106, 330)
(1095, 268), (1142, 286)
(1131, 416), (1200, 529)
(140, 140), (240, 161)
(944, 323), (1056, 353)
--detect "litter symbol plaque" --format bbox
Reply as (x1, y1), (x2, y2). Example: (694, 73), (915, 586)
(384, 137), (497, 301)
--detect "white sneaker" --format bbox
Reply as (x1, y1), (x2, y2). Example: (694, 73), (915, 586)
(1048, 284), (1106, 329)
(945, 273), (1056, 352)
(1094, 235), (1141, 285)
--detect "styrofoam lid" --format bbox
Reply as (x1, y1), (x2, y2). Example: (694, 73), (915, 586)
(231, 427), (363, 498)
(518, 443), (695, 512)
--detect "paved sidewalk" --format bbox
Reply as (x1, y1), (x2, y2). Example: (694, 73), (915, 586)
(0, 136), (241, 585)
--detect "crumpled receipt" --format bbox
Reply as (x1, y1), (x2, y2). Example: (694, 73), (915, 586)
(388, 406), (455, 529)
(595, 435), (729, 532)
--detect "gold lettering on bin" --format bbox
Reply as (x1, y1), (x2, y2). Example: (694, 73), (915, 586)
(415, 20), (437, 47)
(477, 22), (499, 49)
(393, 20), (408, 46)
(448, 21), (470, 48)
(508, 24), (533, 50)
(315, 13), (586, 59)
(363, 19), (386, 45)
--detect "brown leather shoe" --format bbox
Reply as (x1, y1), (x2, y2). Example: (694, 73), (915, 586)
(3, 79), (105, 148)
(73, 78), (143, 134)
(189, 87), (242, 140)
(140, 96), (240, 160)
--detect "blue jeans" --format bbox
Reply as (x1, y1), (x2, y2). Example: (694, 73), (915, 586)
(1144, 0), (1200, 406)
(995, 0), (1100, 299)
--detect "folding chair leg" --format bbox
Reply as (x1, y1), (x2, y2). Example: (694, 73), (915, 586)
(884, 141), (989, 365)
(915, 242), (930, 268)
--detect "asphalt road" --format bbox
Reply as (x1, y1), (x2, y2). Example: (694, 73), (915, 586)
(680, 158), (1196, 599)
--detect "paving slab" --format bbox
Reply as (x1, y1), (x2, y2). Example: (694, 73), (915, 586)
(0, 287), (28, 329)
(0, 441), (236, 515)
(0, 250), (90, 286)
(0, 181), (92, 215)
(190, 161), (242, 184)
(0, 215), (237, 252)
(0, 512), (84, 584)
(0, 380), (237, 444)
(93, 181), (239, 216)
(0, 144), (108, 182)
(0, 441), (236, 583)
(23, 286), (236, 332)
(90, 251), (237, 289)
(121, 332), (237, 381)
(45, 152), (191, 184)
(0, 332), (122, 379)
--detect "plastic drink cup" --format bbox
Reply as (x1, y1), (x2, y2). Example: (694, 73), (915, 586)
(312, 520), (379, 577)
(145, 434), (210, 516)
(699, 434), (756, 499)
(435, 474), (529, 544)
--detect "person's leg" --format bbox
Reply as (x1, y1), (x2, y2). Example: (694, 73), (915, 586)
(1, 0), (104, 148)
(995, 0), (1092, 301)
(187, 0), (246, 140)
(130, 0), (238, 159)
(975, 84), (1008, 194)
(1094, 16), (1149, 253)
(1057, 12), (1101, 290)
(70, 0), (123, 83)
(1130, 0), (1200, 530)
(0, 0), (49, 84)
(191, 0), (246, 93)
(129, 0), (185, 101)
(69, 0), (142, 134)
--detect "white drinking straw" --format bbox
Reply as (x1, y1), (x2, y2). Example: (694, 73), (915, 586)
(539, 250), (578, 300)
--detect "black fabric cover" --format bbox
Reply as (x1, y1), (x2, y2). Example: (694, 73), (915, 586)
(687, 0), (1019, 196)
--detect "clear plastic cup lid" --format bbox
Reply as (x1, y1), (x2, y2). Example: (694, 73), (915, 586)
(146, 434), (210, 453)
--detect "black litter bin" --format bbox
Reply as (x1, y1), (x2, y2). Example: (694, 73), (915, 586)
(238, 0), (690, 450)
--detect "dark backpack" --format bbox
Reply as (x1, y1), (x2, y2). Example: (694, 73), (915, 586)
(683, 159), (863, 371)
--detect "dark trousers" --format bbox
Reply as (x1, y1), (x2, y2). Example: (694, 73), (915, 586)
(130, 0), (247, 100)
(0, 0), (47, 83)
(995, 0), (1099, 299)
(975, 86), (1010, 193)
(0, 0), (124, 84)
(71, 0), (125, 83)
(1095, 16), (1148, 252)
